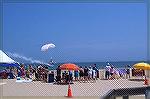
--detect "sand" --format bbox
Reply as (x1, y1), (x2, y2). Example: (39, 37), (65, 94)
(0, 96), (145, 99)
(0, 78), (146, 99)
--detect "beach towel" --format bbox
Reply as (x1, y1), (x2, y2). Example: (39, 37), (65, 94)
(16, 77), (32, 83)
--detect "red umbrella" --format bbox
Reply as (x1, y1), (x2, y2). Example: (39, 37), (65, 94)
(59, 63), (80, 70)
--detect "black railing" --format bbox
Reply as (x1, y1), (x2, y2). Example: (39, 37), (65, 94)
(101, 86), (150, 99)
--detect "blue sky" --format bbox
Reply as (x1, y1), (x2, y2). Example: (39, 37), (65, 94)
(3, 3), (147, 63)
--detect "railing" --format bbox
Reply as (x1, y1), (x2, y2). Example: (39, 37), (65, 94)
(101, 86), (150, 99)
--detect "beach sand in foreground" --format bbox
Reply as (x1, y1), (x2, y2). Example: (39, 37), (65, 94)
(0, 78), (145, 97)
(0, 96), (145, 99)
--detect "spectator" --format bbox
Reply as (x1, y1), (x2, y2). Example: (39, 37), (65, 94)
(35, 68), (39, 80)
(6, 67), (10, 78)
(105, 63), (111, 79)
(69, 71), (73, 82)
(8, 68), (15, 79)
(74, 70), (79, 81)
(88, 66), (93, 80)
(26, 69), (30, 78)
(56, 65), (61, 76)
(84, 66), (89, 82)
(126, 65), (131, 79)
(110, 66), (115, 76)
(92, 67), (97, 81)
(93, 64), (99, 78)
(79, 66), (84, 82)
(17, 68), (21, 77)
(20, 64), (25, 78)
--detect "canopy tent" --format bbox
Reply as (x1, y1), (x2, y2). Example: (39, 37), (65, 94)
(0, 50), (19, 67)
(0, 63), (19, 67)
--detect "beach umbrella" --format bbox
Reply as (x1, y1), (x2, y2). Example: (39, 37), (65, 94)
(41, 43), (56, 51)
(59, 63), (80, 70)
(133, 62), (150, 70)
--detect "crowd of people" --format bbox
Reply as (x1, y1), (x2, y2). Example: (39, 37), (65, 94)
(0, 63), (100, 84)
(56, 64), (99, 84)
(0, 64), (50, 82)
(105, 63), (131, 80)
(0, 62), (144, 83)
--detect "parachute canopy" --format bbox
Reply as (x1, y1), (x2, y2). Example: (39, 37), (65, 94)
(41, 43), (56, 51)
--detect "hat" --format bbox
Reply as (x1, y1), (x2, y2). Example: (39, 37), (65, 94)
(107, 63), (110, 66)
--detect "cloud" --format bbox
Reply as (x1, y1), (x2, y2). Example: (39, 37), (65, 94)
(7, 52), (47, 64)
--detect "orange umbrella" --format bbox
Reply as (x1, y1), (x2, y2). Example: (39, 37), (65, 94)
(59, 63), (80, 70)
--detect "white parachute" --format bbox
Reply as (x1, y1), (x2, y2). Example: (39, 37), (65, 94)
(41, 43), (56, 51)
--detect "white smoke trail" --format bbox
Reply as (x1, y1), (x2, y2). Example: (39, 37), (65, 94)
(7, 52), (49, 65)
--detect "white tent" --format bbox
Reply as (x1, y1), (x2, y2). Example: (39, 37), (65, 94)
(0, 50), (16, 63)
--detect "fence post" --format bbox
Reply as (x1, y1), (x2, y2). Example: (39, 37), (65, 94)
(145, 89), (150, 99)
(110, 96), (116, 99)
(123, 96), (129, 99)
(129, 68), (132, 78)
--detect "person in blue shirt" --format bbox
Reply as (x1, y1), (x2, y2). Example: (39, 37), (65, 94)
(17, 68), (21, 77)
(69, 71), (73, 82)
(74, 70), (79, 81)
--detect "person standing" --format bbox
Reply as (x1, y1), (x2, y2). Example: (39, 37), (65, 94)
(20, 64), (25, 78)
(69, 70), (73, 83)
(56, 66), (61, 82)
(17, 67), (21, 77)
(79, 66), (84, 82)
(56, 66), (61, 76)
(110, 66), (114, 75)
(88, 66), (93, 81)
(35, 67), (39, 81)
(26, 69), (30, 79)
(29, 65), (34, 78)
(84, 66), (89, 82)
(126, 65), (131, 79)
(44, 66), (49, 82)
(92, 67), (97, 82)
(74, 70), (79, 81)
(105, 63), (111, 79)
(93, 64), (99, 79)
(110, 66), (115, 79)
(6, 67), (10, 78)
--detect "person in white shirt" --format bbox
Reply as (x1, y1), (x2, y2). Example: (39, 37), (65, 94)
(105, 63), (111, 79)
(110, 66), (115, 76)
(92, 69), (97, 81)
(88, 66), (93, 80)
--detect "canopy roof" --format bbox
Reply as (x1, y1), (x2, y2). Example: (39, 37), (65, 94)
(0, 50), (16, 63)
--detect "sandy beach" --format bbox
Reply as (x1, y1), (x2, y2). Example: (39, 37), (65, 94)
(0, 78), (146, 99)
(0, 68), (148, 99)
(0, 96), (145, 99)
